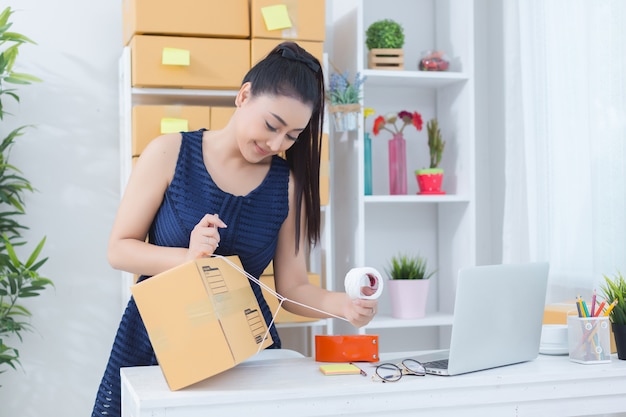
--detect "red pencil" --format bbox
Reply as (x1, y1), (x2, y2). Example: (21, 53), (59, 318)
(594, 300), (606, 317)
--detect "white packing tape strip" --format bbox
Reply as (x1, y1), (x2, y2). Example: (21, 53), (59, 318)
(344, 267), (384, 300)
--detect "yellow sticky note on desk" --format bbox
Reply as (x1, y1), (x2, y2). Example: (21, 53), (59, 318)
(261, 5), (292, 31)
(162, 48), (190, 66)
(319, 364), (361, 376)
(160, 118), (188, 134)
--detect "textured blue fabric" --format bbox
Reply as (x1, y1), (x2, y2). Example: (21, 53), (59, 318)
(92, 129), (289, 416)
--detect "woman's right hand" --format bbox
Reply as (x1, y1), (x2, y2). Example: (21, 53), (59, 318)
(187, 214), (227, 260)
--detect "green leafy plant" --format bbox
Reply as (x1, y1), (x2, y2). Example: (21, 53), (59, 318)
(385, 253), (435, 280)
(426, 118), (445, 169)
(600, 272), (626, 325)
(0, 6), (52, 378)
(365, 19), (405, 50)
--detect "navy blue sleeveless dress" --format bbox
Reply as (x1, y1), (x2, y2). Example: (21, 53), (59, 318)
(92, 129), (288, 416)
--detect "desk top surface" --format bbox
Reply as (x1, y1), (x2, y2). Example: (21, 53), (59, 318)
(121, 351), (626, 411)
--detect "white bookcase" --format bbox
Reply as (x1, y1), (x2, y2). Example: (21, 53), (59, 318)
(118, 47), (333, 355)
(328, 0), (476, 353)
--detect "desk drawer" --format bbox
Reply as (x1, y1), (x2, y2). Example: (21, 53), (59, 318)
(130, 35), (250, 89)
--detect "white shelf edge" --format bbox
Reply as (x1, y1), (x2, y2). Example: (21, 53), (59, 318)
(361, 313), (454, 331)
(131, 87), (238, 106)
(275, 319), (330, 329)
(364, 195), (471, 204)
(363, 69), (470, 88)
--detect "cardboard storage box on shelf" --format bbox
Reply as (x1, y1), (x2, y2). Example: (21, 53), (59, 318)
(132, 105), (211, 156)
(122, 0), (249, 45)
(131, 256), (273, 390)
(251, 38), (324, 67)
(250, 0), (325, 42)
(260, 273), (321, 323)
(210, 106), (236, 130)
(543, 302), (617, 353)
(320, 133), (329, 206)
(130, 35), (250, 89)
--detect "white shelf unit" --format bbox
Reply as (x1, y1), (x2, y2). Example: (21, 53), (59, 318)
(118, 47), (333, 356)
(329, 0), (476, 353)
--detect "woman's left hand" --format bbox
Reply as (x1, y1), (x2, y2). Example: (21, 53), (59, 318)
(343, 297), (378, 328)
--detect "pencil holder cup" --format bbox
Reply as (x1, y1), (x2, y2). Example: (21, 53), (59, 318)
(567, 316), (611, 364)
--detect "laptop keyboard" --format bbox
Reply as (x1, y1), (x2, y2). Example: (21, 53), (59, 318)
(424, 359), (449, 369)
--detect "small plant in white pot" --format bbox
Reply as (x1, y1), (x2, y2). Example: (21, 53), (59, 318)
(385, 253), (434, 319)
(416, 118), (446, 195)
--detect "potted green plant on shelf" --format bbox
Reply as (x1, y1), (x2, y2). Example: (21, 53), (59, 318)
(600, 271), (626, 360)
(385, 253), (434, 319)
(327, 70), (366, 132)
(365, 18), (405, 70)
(416, 118), (446, 195)
(0, 6), (53, 381)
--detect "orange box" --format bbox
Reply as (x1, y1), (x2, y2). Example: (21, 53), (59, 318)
(251, 38), (324, 67)
(250, 0), (325, 42)
(130, 35), (250, 89)
(132, 105), (211, 156)
(210, 106), (236, 130)
(122, 0), (249, 45)
(131, 256), (273, 390)
(260, 273), (320, 323)
(320, 133), (329, 206)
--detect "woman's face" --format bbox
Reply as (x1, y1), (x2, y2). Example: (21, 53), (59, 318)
(235, 84), (313, 163)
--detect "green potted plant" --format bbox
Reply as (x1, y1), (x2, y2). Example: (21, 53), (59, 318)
(416, 118), (446, 195)
(0, 6), (53, 380)
(600, 271), (626, 360)
(365, 19), (405, 70)
(327, 70), (366, 132)
(385, 253), (434, 319)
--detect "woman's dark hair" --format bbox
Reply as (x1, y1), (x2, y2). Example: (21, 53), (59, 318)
(242, 41), (325, 253)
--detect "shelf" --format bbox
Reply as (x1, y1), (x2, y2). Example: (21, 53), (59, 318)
(364, 195), (471, 204)
(363, 69), (470, 89)
(131, 87), (238, 106)
(361, 313), (454, 331)
(275, 319), (330, 329)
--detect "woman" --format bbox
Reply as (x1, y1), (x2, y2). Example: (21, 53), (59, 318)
(92, 42), (378, 416)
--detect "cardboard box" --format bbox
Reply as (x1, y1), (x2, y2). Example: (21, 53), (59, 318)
(260, 273), (321, 323)
(122, 0), (249, 45)
(250, 0), (325, 42)
(320, 133), (329, 206)
(251, 38), (324, 67)
(132, 105), (211, 156)
(210, 106), (236, 130)
(543, 302), (617, 353)
(130, 35), (250, 89)
(131, 256), (273, 390)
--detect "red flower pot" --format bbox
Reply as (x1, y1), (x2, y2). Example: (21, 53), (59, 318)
(415, 168), (445, 195)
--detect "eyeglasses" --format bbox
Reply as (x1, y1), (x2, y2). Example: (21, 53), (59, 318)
(371, 359), (426, 383)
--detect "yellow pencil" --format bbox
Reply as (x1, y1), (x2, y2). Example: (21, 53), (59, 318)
(603, 299), (618, 316)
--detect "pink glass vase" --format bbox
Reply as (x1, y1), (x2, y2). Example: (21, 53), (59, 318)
(388, 133), (407, 195)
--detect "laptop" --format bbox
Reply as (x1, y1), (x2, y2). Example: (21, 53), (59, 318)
(411, 262), (549, 376)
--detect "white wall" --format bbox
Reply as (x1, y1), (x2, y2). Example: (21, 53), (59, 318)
(0, 1), (505, 416)
(1, 1), (123, 416)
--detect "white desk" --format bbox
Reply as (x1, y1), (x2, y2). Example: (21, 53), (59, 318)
(121, 352), (626, 417)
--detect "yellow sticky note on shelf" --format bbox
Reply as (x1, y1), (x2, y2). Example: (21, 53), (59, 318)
(261, 5), (292, 31)
(162, 47), (190, 66)
(160, 118), (188, 134)
(319, 364), (362, 376)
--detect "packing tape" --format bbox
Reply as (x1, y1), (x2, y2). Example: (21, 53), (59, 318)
(344, 267), (384, 300)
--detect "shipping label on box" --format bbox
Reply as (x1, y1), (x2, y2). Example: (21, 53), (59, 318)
(131, 255), (273, 390)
